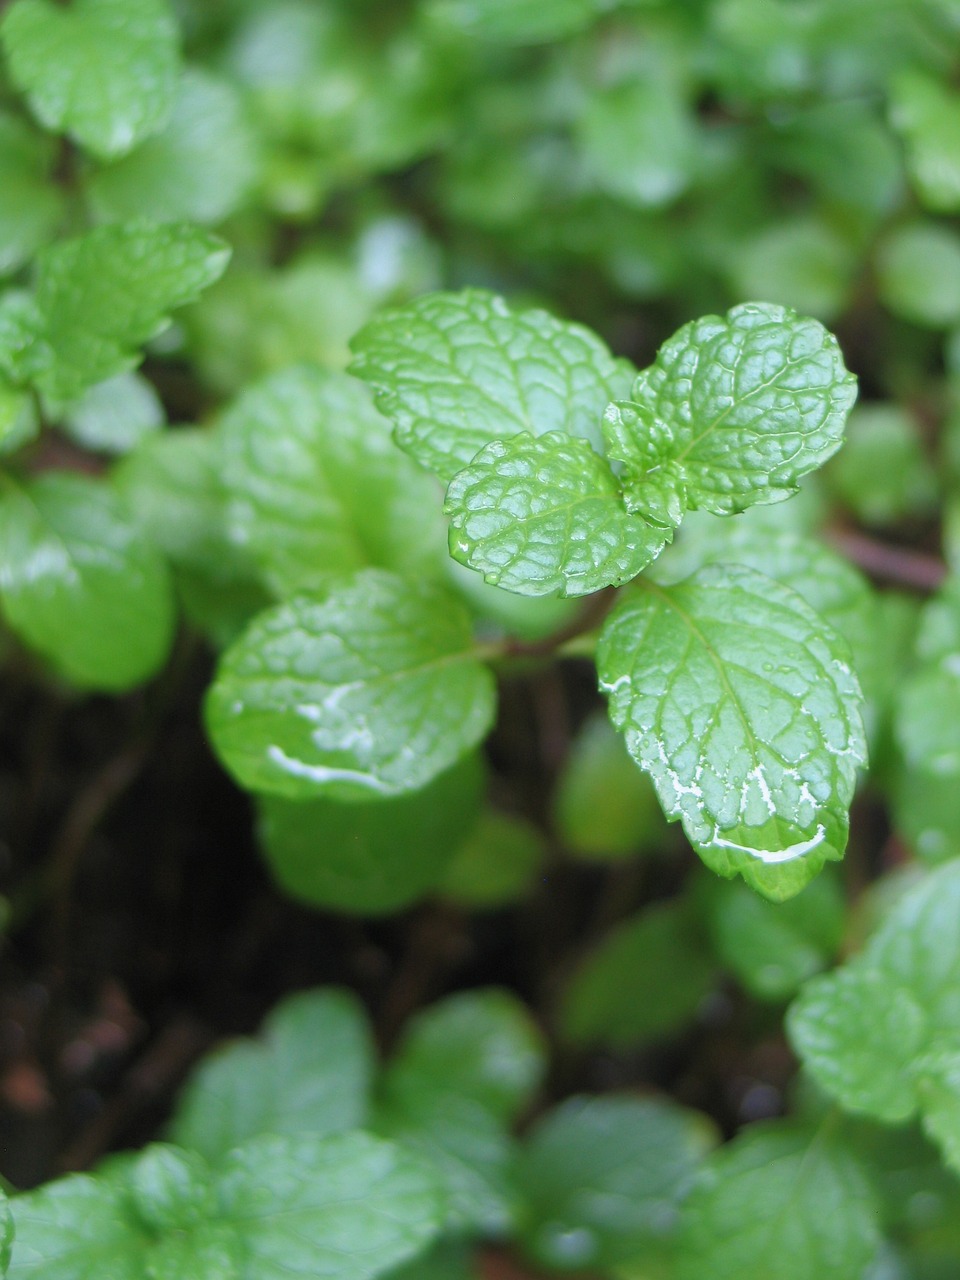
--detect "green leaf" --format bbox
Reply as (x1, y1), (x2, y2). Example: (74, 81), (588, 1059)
(825, 403), (937, 526)
(890, 69), (960, 213)
(205, 569), (497, 801)
(877, 222), (960, 328)
(598, 565), (867, 899)
(374, 1090), (517, 1237)
(444, 432), (668, 597)
(0, 377), (37, 455)
(517, 1096), (714, 1273)
(675, 1123), (882, 1280)
(423, 0), (602, 44)
(578, 78), (698, 209)
(62, 370), (164, 454)
(8, 1171), (148, 1279)
(217, 365), (445, 597)
(112, 427), (246, 576)
(553, 712), (668, 861)
(559, 899), (715, 1049)
(258, 754), (485, 914)
(0, 473), (175, 689)
(86, 68), (259, 225)
(217, 1131), (444, 1280)
(381, 1241), (475, 1280)
(384, 989), (546, 1125)
(0, 1190), (10, 1275)
(729, 217), (854, 322)
(29, 221), (230, 402)
(127, 1144), (217, 1234)
(0, 110), (64, 275)
(603, 301), (857, 519)
(893, 655), (960, 861)
(349, 288), (635, 482)
(703, 871), (846, 1002)
(1, 0), (180, 160)
(170, 988), (374, 1165)
(789, 862), (960, 1172)
(439, 808), (545, 907)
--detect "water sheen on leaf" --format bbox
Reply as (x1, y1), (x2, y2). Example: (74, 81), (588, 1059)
(205, 569), (496, 801)
(0, 473), (175, 690)
(349, 288), (635, 481)
(597, 564), (866, 899)
(445, 431), (668, 596)
(603, 301), (857, 520)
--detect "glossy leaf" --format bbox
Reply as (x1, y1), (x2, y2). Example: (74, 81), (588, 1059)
(217, 1131), (444, 1280)
(384, 989), (546, 1125)
(258, 754), (485, 914)
(349, 288), (634, 481)
(170, 988), (374, 1165)
(603, 301), (857, 520)
(560, 899), (715, 1049)
(0, 110), (63, 275)
(86, 68), (259, 225)
(789, 862), (960, 1172)
(598, 565), (867, 899)
(676, 1123), (882, 1280)
(0, 473), (175, 689)
(1, 0), (180, 159)
(444, 432), (668, 597)
(217, 365), (445, 596)
(30, 221), (230, 402)
(63, 370), (164, 454)
(517, 1096), (714, 1272)
(205, 569), (497, 801)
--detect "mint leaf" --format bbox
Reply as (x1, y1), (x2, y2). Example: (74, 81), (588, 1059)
(0, 378), (37, 455)
(63, 370), (164, 454)
(30, 221), (229, 401)
(217, 365), (445, 597)
(789, 862), (960, 1171)
(890, 69), (960, 213)
(578, 78), (698, 209)
(258, 754), (485, 914)
(384, 989), (546, 1125)
(553, 712), (668, 861)
(603, 302), (856, 519)
(1, 0), (180, 160)
(8, 1170), (148, 1279)
(517, 1096), (714, 1273)
(170, 988), (374, 1165)
(703, 871), (845, 1002)
(374, 1091), (516, 1236)
(86, 68), (259, 225)
(559, 899), (715, 1049)
(877, 221), (960, 328)
(0, 473), (174, 690)
(205, 569), (496, 800)
(825, 403), (937, 526)
(0, 110), (63, 275)
(0, 1191), (10, 1275)
(597, 565), (867, 899)
(444, 432), (668, 596)
(423, 0), (602, 44)
(439, 808), (545, 907)
(349, 288), (635, 482)
(676, 1123), (882, 1280)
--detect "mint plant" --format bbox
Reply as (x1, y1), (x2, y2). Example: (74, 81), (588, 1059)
(3, 0), (960, 1278)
